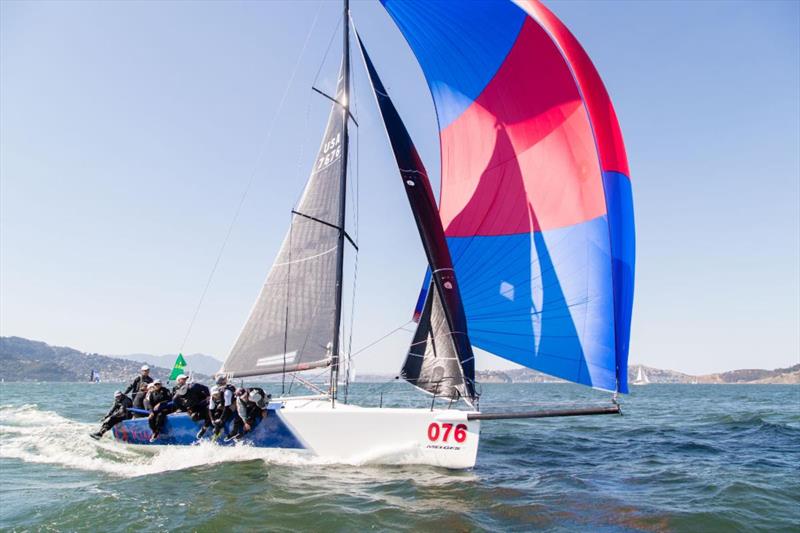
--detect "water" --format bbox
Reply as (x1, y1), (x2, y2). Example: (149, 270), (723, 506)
(1, 382), (798, 532)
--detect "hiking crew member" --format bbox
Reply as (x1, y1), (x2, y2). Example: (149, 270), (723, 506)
(231, 388), (269, 440)
(144, 380), (172, 442)
(209, 377), (237, 440)
(90, 391), (132, 439)
(131, 382), (149, 417)
(171, 374), (188, 395)
(123, 365), (153, 396)
(173, 379), (213, 438)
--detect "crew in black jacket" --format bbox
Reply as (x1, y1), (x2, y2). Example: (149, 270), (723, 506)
(171, 374), (188, 395)
(173, 378), (212, 438)
(131, 382), (149, 417)
(209, 377), (238, 440)
(144, 380), (172, 442)
(123, 365), (153, 396)
(230, 388), (269, 440)
(90, 391), (132, 439)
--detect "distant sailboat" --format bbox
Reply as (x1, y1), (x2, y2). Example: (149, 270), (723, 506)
(111, 0), (635, 469)
(632, 366), (650, 386)
(89, 369), (100, 383)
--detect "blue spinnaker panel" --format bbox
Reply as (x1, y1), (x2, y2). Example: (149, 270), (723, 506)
(383, 0), (635, 392)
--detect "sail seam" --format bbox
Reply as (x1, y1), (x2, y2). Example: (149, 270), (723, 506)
(272, 246), (337, 267)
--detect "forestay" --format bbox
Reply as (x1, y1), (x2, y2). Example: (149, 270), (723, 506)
(357, 35), (477, 404)
(222, 66), (348, 378)
(382, 0), (636, 392)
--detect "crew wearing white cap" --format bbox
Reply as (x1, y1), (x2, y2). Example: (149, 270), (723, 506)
(208, 379), (237, 440)
(90, 390), (133, 440)
(123, 364), (153, 396)
(144, 379), (173, 442)
(171, 373), (189, 395)
(229, 387), (270, 440)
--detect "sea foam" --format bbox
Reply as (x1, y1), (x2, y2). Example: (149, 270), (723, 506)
(0, 404), (455, 477)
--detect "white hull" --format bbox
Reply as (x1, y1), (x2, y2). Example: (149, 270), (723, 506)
(279, 399), (481, 469)
(114, 398), (481, 469)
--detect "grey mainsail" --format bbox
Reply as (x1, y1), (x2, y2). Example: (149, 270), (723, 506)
(221, 69), (348, 379)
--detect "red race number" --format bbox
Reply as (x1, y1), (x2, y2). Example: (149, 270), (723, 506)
(428, 422), (468, 443)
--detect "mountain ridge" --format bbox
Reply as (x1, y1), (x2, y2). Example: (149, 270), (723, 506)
(0, 337), (213, 383)
(1, 336), (797, 384)
(477, 364), (800, 385)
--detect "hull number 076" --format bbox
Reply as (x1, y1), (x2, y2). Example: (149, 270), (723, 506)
(427, 422), (467, 443)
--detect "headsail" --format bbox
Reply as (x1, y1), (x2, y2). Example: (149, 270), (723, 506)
(382, 0), (635, 392)
(221, 65), (349, 379)
(356, 35), (476, 404)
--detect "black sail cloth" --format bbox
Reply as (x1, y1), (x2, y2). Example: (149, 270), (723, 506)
(356, 34), (477, 405)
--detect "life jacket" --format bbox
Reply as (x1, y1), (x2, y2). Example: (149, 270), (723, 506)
(236, 397), (262, 424)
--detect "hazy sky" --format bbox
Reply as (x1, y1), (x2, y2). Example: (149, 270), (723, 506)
(1, 0), (798, 375)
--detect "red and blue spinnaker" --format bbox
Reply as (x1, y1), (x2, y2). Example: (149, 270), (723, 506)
(382, 0), (635, 392)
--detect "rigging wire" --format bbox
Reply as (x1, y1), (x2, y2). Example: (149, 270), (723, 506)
(313, 14), (344, 91)
(178, 3), (324, 354)
(349, 320), (415, 360)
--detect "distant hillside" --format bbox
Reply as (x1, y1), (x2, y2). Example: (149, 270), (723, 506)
(478, 368), (563, 383)
(474, 364), (800, 385)
(0, 337), (210, 383)
(334, 364), (800, 385)
(693, 364), (800, 384)
(2, 336), (797, 385)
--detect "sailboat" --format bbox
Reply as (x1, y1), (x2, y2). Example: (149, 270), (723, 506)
(89, 369), (100, 383)
(112, 0), (635, 469)
(632, 366), (650, 386)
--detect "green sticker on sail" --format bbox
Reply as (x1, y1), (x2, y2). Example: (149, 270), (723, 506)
(169, 353), (187, 380)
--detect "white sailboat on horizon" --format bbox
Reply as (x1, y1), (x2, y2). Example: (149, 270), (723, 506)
(632, 366), (651, 386)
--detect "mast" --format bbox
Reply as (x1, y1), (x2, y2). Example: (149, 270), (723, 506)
(330, 0), (350, 405)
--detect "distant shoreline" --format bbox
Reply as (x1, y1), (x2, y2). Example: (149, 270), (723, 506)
(2, 336), (798, 385)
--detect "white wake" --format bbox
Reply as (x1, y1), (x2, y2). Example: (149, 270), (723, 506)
(0, 404), (467, 478)
(0, 404), (323, 477)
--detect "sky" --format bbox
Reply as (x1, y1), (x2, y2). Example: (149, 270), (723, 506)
(1, 0), (798, 376)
